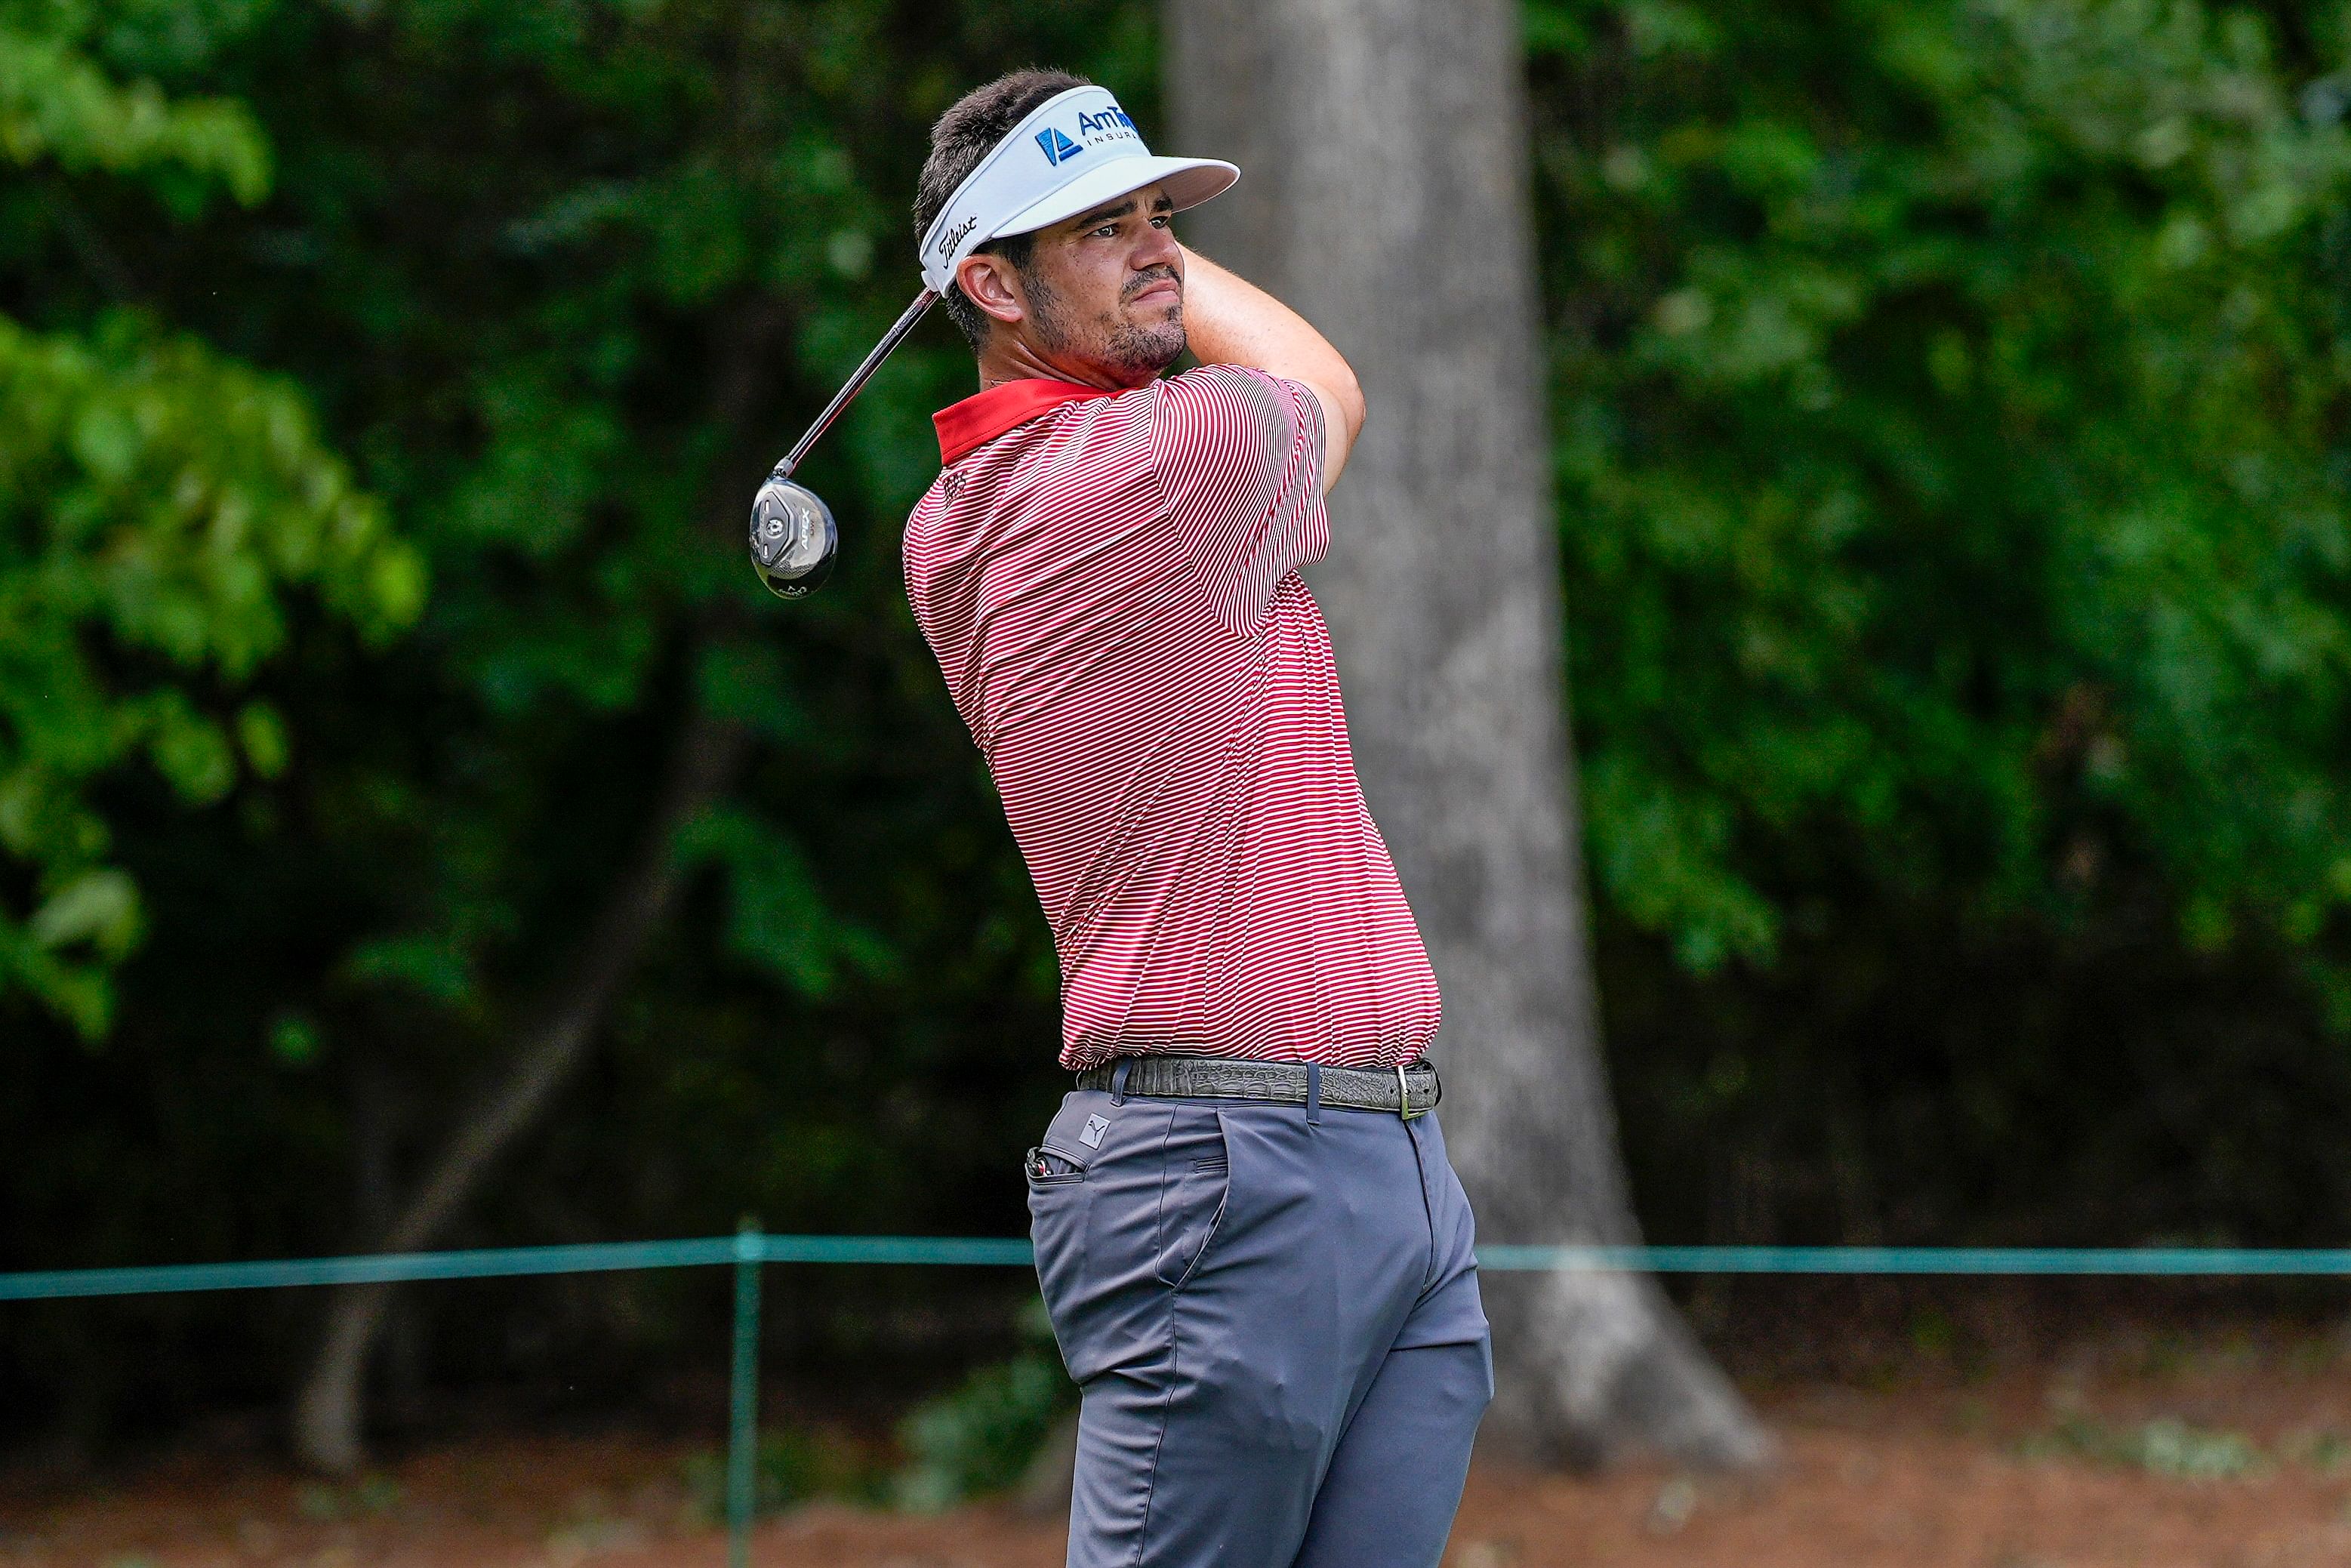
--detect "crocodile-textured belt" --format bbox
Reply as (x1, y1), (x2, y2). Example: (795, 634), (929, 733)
(1074, 1054), (1440, 1119)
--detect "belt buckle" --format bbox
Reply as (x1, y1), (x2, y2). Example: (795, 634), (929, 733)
(1395, 1062), (1426, 1121)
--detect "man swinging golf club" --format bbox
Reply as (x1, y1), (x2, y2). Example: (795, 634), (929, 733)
(903, 70), (1492, 1567)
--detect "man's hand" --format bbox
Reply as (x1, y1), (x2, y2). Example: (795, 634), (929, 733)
(1177, 246), (1367, 487)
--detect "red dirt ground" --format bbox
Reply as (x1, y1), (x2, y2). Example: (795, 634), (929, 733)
(10, 1350), (2351, 1566)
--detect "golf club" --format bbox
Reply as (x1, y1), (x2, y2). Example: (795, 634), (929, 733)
(747, 287), (938, 599)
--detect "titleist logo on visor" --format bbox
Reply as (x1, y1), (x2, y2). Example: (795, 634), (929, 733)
(932, 214), (979, 261)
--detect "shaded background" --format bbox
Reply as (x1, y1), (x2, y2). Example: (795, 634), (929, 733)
(7, 0), (2351, 1474)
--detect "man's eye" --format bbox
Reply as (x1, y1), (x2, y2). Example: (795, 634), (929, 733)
(1093, 224), (1118, 238)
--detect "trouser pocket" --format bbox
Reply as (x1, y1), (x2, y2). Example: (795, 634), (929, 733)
(1025, 1093), (1233, 1384)
(1152, 1109), (1229, 1289)
(1027, 1145), (1084, 1182)
(1027, 1130), (1092, 1362)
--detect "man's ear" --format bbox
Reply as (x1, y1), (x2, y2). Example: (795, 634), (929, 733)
(955, 252), (1025, 328)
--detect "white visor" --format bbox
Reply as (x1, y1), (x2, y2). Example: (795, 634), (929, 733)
(917, 85), (1238, 294)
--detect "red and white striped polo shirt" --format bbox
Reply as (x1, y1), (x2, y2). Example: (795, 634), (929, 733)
(904, 364), (1440, 1071)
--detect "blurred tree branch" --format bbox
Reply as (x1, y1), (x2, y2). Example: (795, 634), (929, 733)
(291, 692), (746, 1472)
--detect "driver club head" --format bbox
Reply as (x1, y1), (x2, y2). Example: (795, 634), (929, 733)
(745, 289), (935, 602)
(747, 473), (838, 599)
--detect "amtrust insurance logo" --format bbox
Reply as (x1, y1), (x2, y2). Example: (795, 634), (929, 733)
(1035, 103), (1141, 168)
(1035, 126), (1085, 166)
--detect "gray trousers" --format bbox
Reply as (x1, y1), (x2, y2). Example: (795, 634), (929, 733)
(1026, 1075), (1492, 1567)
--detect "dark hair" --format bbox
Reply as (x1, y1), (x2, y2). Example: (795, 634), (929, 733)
(914, 68), (1089, 352)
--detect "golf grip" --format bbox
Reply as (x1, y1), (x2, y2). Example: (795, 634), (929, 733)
(772, 288), (938, 481)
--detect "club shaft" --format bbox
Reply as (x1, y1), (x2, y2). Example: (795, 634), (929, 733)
(775, 288), (938, 480)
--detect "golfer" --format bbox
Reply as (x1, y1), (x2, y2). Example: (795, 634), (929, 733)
(903, 69), (1491, 1567)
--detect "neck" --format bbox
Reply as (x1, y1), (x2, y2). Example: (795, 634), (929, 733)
(976, 331), (1158, 394)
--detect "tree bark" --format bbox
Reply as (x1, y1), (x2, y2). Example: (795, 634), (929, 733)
(290, 703), (746, 1473)
(1166, 0), (1766, 1467)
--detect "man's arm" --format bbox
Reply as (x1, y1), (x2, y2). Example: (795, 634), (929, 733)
(1178, 246), (1367, 488)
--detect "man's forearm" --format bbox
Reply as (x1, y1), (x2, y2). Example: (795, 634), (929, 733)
(1179, 246), (1367, 485)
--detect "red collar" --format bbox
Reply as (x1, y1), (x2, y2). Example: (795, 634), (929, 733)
(934, 378), (1120, 466)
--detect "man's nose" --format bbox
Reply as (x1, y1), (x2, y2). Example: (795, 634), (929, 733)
(1132, 220), (1180, 274)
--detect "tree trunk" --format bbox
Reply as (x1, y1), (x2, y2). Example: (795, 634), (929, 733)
(1166, 0), (1766, 1468)
(290, 704), (746, 1473)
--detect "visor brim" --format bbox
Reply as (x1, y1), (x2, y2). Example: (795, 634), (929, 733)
(988, 156), (1239, 244)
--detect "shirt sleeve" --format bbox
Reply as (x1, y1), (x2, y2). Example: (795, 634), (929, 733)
(1150, 364), (1331, 635)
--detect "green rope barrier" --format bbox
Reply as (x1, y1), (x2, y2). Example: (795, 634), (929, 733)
(11, 1237), (2351, 1304)
(0, 1237), (744, 1300)
(1474, 1244), (2351, 1274)
(8, 1230), (2340, 1559)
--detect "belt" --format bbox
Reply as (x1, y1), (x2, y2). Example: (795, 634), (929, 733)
(1074, 1054), (1439, 1120)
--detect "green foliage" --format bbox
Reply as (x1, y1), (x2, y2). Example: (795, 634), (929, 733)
(679, 1427), (890, 1522)
(674, 805), (896, 997)
(2020, 1413), (2266, 1479)
(2285, 1425), (2351, 1471)
(0, 17), (267, 206)
(1532, 0), (2351, 1246)
(0, 0), (1123, 1444)
(892, 1297), (1072, 1511)
(0, 9), (415, 1035)
(1536, 0), (2351, 972)
(291, 1472), (404, 1520)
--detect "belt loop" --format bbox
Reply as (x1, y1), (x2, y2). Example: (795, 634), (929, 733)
(1110, 1058), (1132, 1106)
(1305, 1062), (1322, 1126)
(1396, 1062), (1412, 1121)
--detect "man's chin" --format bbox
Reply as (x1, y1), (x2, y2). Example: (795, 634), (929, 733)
(1104, 319), (1187, 378)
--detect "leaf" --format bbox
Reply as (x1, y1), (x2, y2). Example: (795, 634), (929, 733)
(674, 806), (893, 998)
(268, 1010), (322, 1065)
(0, 303), (418, 1031)
(27, 868), (141, 958)
(0, 26), (270, 205)
(236, 701), (288, 778)
(342, 934), (476, 1006)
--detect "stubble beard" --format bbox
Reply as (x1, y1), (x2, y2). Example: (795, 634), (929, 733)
(1105, 304), (1186, 376)
(1029, 269), (1187, 379)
